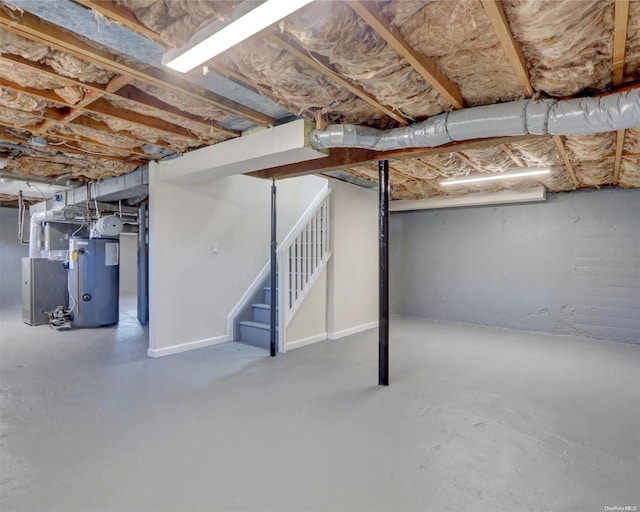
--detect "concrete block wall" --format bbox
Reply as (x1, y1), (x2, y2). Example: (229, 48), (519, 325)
(390, 188), (640, 343)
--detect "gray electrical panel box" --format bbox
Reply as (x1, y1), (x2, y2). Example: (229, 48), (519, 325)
(22, 258), (69, 326)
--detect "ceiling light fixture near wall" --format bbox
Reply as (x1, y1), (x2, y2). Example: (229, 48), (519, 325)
(440, 168), (551, 187)
(163, 0), (315, 73)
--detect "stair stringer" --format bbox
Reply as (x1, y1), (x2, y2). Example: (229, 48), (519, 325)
(228, 261), (270, 342)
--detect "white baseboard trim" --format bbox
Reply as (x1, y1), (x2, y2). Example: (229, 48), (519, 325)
(328, 321), (378, 341)
(286, 332), (327, 350)
(148, 334), (231, 358)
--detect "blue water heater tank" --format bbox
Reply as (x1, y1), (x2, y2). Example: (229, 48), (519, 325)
(68, 237), (120, 328)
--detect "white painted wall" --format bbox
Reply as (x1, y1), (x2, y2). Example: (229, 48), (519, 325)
(118, 233), (137, 298)
(282, 179), (380, 349)
(285, 266), (328, 350)
(327, 180), (379, 339)
(149, 162), (327, 356)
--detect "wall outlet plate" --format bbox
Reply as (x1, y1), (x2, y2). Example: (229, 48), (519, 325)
(211, 243), (219, 255)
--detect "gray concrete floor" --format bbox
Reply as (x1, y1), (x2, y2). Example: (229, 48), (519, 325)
(1, 301), (639, 512)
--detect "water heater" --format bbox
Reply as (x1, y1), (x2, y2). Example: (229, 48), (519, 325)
(68, 237), (120, 328)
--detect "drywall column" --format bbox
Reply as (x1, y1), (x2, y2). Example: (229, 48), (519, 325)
(270, 180), (277, 357)
(379, 160), (390, 386)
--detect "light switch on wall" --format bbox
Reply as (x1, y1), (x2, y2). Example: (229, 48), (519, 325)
(211, 243), (219, 255)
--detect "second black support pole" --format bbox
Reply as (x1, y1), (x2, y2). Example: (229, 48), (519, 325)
(270, 179), (277, 357)
(378, 160), (390, 386)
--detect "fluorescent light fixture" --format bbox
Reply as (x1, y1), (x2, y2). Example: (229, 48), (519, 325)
(440, 168), (551, 186)
(164, 0), (315, 73)
(390, 186), (547, 212)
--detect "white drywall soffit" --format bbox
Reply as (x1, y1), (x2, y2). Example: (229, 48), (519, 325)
(390, 186), (546, 212)
(158, 119), (327, 185)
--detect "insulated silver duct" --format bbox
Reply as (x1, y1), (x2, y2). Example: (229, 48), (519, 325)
(28, 207), (86, 258)
(309, 89), (640, 151)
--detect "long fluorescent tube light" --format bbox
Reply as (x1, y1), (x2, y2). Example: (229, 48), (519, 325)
(440, 168), (551, 186)
(390, 186), (547, 212)
(164, 0), (315, 73)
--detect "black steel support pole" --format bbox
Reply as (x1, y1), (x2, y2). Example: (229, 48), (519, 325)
(270, 179), (277, 357)
(378, 160), (390, 386)
(137, 202), (149, 326)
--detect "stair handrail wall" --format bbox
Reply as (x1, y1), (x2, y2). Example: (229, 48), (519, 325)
(277, 186), (332, 351)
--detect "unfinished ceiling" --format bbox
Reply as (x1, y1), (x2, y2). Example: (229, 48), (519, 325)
(0, 0), (638, 206)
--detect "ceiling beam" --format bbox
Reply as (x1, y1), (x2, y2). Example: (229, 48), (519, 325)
(203, 61), (278, 99)
(68, 114), (176, 151)
(0, 125), (146, 163)
(250, 134), (545, 179)
(268, 32), (409, 125)
(552, 135), (580, 188)
(612, 0), (629, 186)
(499, 144), (525, 167)
(315, 111), (329, 131)
(0, 7), (275, 127)
(85, 98), (200, 140)
(0, 54), (239, 137)
(415, 158), (448, 177)
(105, 73), (133, 94)
(0, 104), (158, 158)
(613, 0), (630, 86)
(480, 0), (534, 97)
(71, 0), (167, 46)
(35, 90), (105, 133)
(0, 74), (202, 142)
(613, 129), (625, 185)
(455, 153), (487, 173)
(344, 0), (465, 109)
(389, 164), (420, 183)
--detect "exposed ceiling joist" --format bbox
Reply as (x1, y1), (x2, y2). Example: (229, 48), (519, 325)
(0, 54), (239, 137)
(105, 73), (133, 94)
(250, 134), (545, 179)
(499, 144), (525, 167)
(34, 90), (102, 133)
(71, 0), (167, 47)
(552, 135), (580, 188)
(456, 153), (486, 173)
(45, 90), (104, 128)
(69, 114), (175, 150)
(344, 0), (465, 110)
(43, 133), (149, 161)
(0, 7), (276, 127)
(86, 98), (200, 140)
(203, 61), (277, 99)
(268, 32), (409, 125)
(0, 74), (201, 142)
(613, 0), (630, 86)
(389, 164), (420, 182)
(613, 129), (625, 185)
(480, 0), (534, 97)
(415, 158), (447, 177)
(0, 126), (146, 163)
(612, 0), (629, 186)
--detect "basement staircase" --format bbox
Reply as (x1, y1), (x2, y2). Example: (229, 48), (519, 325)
(238, 286), (275, 350)
(235, 187), (332, 352)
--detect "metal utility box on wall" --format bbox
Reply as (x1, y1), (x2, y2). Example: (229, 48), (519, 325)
(22, 258), (69, 326)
